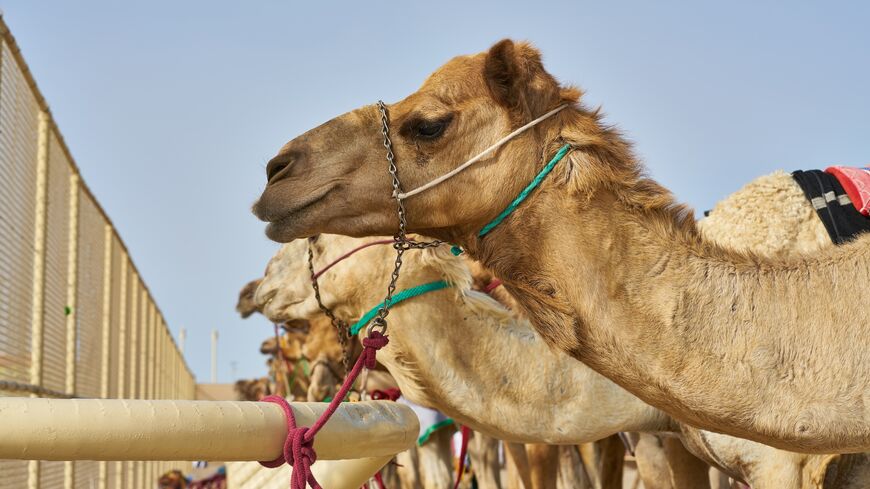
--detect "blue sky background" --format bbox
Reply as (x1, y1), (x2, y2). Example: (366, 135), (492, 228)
(3, 1), (868, 382)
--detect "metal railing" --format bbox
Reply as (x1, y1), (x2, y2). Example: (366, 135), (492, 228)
(0, 16), (196, 489)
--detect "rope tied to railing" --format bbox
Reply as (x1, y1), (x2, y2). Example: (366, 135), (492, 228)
(259, 330), (390, 489)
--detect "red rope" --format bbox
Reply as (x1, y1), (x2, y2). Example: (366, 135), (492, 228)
(453, 425), (472, 489)
(370, 388), (401, 402)
(482, 279), (502, 294)
(373, 471), (387, 489)
(260, 331), (390, 489)
(312, 239), (395, 280)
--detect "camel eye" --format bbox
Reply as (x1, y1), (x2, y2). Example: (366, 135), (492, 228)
(417, 121), (447, 139)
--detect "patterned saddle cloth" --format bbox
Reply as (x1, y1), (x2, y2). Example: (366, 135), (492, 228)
(792, 166), (870, 244)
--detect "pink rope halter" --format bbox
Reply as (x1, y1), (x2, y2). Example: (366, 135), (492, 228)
(311, 239), (394, 280)
(259, 330), (390, 489)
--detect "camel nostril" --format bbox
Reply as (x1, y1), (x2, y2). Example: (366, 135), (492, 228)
(266, 159), (289, 183)
(266, 150), (300, 183)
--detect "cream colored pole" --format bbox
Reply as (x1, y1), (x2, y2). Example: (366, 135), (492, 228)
(0, 398), (419, 462)
(113, 258), (128, 489)
(126, 278), (138, 489)
(63, 172), (80, 489)
(27, 110), (50, 489)
(210, 329), (218, 383)
(97, 225), (113, 489)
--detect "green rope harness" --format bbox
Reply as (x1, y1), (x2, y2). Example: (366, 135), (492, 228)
(417, 418), (455, 446)
(478, 143), (572, 237)
(349, 280), (453, 335)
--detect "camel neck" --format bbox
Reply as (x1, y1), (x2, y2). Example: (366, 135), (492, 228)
(348, 263), (670, 443)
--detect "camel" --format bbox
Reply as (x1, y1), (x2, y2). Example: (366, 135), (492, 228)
(233, 377), (271, 401)
(237, 277), (457, 489)
(254, 233), (870, 488)
(252, 39), (870, 453)
(158, 470), (187, 489)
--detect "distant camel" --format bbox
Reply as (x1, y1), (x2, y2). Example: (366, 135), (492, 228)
(255, 234), (868, 488)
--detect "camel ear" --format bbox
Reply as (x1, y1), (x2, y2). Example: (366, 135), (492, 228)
(484, 39), (550, 115)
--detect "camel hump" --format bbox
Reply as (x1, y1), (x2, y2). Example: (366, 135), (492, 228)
(699, 171), (830, 258)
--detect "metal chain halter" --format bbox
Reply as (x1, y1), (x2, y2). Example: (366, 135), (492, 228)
(304, 100), (443, 379)
(371, 100), (444, 335)
(307, 238), (353, 376)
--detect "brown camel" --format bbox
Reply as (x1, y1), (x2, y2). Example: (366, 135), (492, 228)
(233, 377), (271, 401)
(237, 275), (457, 489)
(252, 39), (870, 453)
(255, 234), (868, 488)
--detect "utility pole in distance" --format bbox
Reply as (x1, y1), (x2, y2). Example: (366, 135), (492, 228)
(210, 330), (218, 383)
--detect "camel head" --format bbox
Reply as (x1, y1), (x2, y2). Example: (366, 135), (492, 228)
(158, 470), (187, 489)
(255, 233), (477, 325)
(254, 234), (397, 322)
(253, 39), (582, 243)
(307, 352), (341, 402)
(236, 279), (263, 318)
(234, 377), (271, 401)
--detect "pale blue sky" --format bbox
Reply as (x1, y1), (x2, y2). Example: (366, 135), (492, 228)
(3, 1), (868, 382)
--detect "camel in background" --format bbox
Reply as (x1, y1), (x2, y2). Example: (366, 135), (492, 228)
(255, 233), (869, 488)
(252, 39), (870, 453)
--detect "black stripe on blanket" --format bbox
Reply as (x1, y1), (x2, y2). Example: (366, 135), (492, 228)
(792, 169), (870, 245)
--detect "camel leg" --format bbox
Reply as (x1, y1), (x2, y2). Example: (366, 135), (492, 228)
(396, 446), (422, 489)
(467, 432), (502, 489)
(708, 467), (731, 489)
(578, 443), (600, 488)
(805, 453), (870, 489)
(577, 435), (625, 489)
(417, 427), (455, 489)
(634, 434), (674, 489)
(556, 445), (592, 489)
(595, 434), (626, 489)
(505, 442), (533, 489)
(525, 444), (559, 489)
(378, 458), (402, 489)
(661, 437), (711, 489)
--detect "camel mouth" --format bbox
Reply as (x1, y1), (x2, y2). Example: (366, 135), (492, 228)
(256, 185), (336, 242)
(261, 297), (307, 322)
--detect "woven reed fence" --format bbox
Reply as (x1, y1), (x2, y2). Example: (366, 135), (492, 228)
(0, 16), (196, 489)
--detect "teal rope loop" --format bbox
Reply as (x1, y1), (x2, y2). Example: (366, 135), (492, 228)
(478, 144), (572, 237)
(417, 418), (456, 446)
(349, 280), (453, 335)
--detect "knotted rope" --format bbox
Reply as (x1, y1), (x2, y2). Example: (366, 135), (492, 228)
(370, 387), (402, 402)
(259, 330), (390, 489)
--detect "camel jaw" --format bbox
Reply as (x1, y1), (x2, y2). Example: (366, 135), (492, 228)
(253, 182), (337, 242)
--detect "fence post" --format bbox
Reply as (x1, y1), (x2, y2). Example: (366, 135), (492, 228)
(27, 109), (51, 489)
(114, 257), (128, 489)
(137, 291), (149, 489)
(62, 172), (80, 489)
(97, 226), (113, 489)
(127, 277), (139, 489)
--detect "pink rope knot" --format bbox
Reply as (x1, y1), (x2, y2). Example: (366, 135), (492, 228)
(258, 331), (388, 488)
(361, 330), (389, 369)
(259, 395), (321, 489)
(371, 387), (402, 402)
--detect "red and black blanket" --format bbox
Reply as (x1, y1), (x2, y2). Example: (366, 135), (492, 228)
(792, 166), (870, 244)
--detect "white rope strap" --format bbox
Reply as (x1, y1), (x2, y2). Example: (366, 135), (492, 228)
(396, 104), (569, 200)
